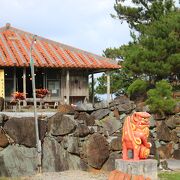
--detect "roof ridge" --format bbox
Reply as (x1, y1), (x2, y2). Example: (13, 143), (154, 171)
(1, 24), (117, 64)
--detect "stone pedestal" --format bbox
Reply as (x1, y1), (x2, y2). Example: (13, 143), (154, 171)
(115, 159), (158, 180)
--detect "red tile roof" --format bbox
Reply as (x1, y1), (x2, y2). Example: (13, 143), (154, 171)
(0, 24), (120, 70)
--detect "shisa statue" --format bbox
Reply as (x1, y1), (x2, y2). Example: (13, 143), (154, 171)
(122, 112), (151, 160)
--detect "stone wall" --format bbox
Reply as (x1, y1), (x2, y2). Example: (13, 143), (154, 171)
(0, 95), (179, 176)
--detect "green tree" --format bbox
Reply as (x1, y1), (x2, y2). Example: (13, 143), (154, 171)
(122, 11), (180, 84)
(113, 0), (176, 31)
(146, 80), (176, 115)
(96, 1), (179, 97)
(95, 69), (134, 96)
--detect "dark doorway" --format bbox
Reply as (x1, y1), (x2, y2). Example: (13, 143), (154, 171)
(35, 68), (44, 89)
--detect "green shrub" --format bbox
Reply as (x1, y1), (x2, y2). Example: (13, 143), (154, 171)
(127, 79), (148, 99)
(146, 80), (176, 115)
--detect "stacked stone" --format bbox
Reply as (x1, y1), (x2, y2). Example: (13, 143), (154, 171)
(0, 95), (179, 177)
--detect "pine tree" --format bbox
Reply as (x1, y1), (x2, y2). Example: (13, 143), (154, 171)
(113, 0), (176, 31)
(96, 1), (179, 95)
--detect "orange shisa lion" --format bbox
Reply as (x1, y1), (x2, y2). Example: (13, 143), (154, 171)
(122, 112), (151, 160)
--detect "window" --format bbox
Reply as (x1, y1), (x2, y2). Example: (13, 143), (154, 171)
(47, 80), (60, 97)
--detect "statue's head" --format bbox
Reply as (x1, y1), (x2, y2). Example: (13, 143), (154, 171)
(131, 112), (151, 126)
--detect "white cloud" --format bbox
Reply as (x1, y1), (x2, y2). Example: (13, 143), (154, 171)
(0, 0), (131, 55)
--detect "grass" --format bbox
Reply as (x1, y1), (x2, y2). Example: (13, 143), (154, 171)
(158, 171), (180, 180)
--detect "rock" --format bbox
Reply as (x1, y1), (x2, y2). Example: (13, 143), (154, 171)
(148, 132), (156, 155)
(4, 117), (47, 147)
(149, 116), (156, 128)
(110, 137), (122, 151)
(116, 105), (126, 113)
(102, 152), (121, 171)
(89, 127), (95, 134)
(74, 112), (95, 126)
(165, 115), (180, 129)
(94, 101), (109, 110)
(55, 136), (63, 143)
(109, 95), (130, 107)
(173, 102), (180, 114)
(170, 130), (179, 143)
(173, 150), (180, 159)
(113, 108), (120, 120)
(57, 104), (75, 114)
(43, 137), (88, 171)
(150, 128), (157, 138)
(160, 141), (166, 145)
(48, 113), (76, 136)
(109, 96), (136, 113)
(83, 133), (109, 169)
(0, 129), (9, 148)
(156, 121), (171, 142)
(0, 114), (9, 126)
(62, 136), (80, 155)
(0, 97), (4, 111)
(119, 113), (126, 121)
(75, 102), (94, 111)
(153, 113), (166, 120)
(91, 109), (110, 120)
(135, 102), (145, 112)
(96, 115), (122, 135)
(0, 145), (37, 176)
(73, 124), (90, 137)
(174, 143), (179, 150)
(158, 142), (174, 159)
(120, 102), (136, 113)
(174, 127), (180, 137)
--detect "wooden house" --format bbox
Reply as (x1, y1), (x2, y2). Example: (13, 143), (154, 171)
(0, 23), (120, 106)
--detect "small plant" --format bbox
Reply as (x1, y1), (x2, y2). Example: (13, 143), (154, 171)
(12, 92), (25, 101)
(36, 88), (49, 99)
(146, 80), (176, 116)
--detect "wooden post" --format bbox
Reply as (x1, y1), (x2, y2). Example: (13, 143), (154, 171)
(13, 67), (16, 92)
(43, 69), (46, 89)
(23, 67), (27, 106)
(91, 73), (94, 105)
(66, 70), (70, 104)
(107, 71), (111, 102)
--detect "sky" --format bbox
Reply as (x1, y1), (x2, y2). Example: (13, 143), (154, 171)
(0, 0), (131, 56)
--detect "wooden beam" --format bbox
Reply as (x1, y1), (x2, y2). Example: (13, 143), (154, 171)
(107, 71), (111, 102)
(66, 70), (70, 104)
(23, 67), (27, 106)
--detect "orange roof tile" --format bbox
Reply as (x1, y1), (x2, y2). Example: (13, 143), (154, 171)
(0, 23), (120, 70)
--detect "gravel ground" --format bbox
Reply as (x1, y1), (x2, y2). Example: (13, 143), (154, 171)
(23, 170), (109, 180)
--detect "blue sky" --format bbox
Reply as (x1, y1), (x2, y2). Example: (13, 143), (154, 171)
(0, 0), (131, 56)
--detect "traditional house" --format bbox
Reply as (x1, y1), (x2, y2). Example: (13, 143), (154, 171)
(0, 23), (120, 107)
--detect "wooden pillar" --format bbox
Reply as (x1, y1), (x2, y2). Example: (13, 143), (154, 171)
(107, 71), (111, 102)
(66, 70), (70, 104)
(91, 73), (94, 105)
(23, 67), (27, 106)
(13, 67), (16, 92)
